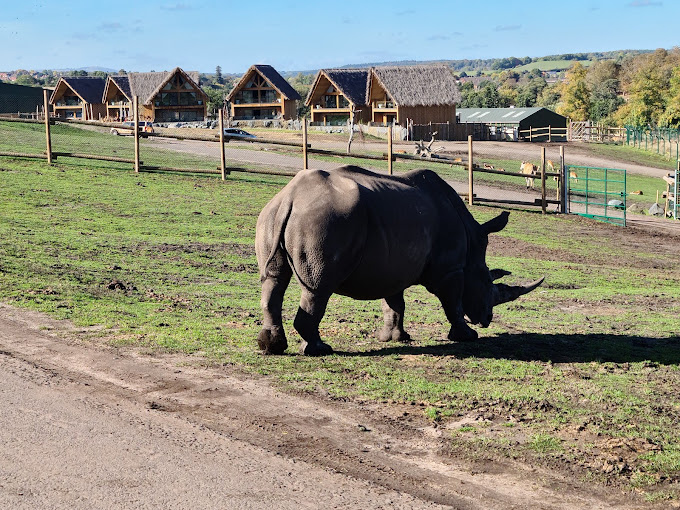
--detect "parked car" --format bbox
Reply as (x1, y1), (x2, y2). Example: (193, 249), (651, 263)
(222, 128), (256, 141)
(110, 121), (154, 137)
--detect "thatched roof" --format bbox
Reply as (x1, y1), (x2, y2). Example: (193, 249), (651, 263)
(227, 64), (301, 102)
(50, 77), (106, 105)
(305, 68), (369, 106)
(103, 68), (205, 105)
(128, 68), (204, 105)
(367, 66), (461, 107)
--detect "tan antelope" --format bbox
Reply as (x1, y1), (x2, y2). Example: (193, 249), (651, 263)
(520, 161), (537, 189)
(551, 160), (579, 184)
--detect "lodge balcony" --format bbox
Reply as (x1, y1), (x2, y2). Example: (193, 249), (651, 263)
(231, 98), (282, 105)
(372, 101), (396, 111)
(54, 100), (83, 107)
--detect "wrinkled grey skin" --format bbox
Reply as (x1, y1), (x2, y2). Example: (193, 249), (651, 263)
(255, 165), (543, 356)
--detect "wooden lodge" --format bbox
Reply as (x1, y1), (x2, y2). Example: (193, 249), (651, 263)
(306, 69), (371, 126)
(366, 66), (460, 127)
(227, 64), (300, 121)
(103, 68), (208, 122)
(50, 76), (106, 120)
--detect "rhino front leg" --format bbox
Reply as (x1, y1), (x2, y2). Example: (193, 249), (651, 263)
(257, 267), (292, 355)
(294, 289), (334, 356)
(375, 293), (411, 343)
(429, 271), (478, 342)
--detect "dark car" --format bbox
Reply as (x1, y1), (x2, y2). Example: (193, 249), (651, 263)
(222, 128), (256, 141)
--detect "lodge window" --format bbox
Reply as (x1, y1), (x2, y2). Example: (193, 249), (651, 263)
(155, 73), (204, 107)
(234, 73), (277, 104)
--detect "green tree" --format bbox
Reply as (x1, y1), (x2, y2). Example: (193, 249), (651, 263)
(215, 65), (223, 85)
(461, 81), (505, 108)
(288, 73), (314, 118)
(589, 79), (623, 123)
(515, 76), (547, 107)
(536, 83), (561, 110)
(15, 74), (38, 86)
(203, 86), (226, 117)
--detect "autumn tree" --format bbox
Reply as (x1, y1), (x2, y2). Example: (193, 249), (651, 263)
(615, 48), (680, 127)
(659, 66), (680, 127)
(556, 62), (590, 121)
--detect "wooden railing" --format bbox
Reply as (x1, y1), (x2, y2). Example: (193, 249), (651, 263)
(518, 125), (568, 142)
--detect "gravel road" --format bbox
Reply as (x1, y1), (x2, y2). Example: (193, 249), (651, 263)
(0, 304), (639, 510)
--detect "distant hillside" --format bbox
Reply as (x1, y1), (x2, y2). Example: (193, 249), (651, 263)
(52, 66), (118, 73)
(513, 59), (594, 73)
(280, 49), (653, 77)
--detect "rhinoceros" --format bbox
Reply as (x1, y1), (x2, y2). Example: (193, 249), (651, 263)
(255, 165), (543, 356)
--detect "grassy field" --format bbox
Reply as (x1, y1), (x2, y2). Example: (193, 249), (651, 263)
(2, 121), (680, 500)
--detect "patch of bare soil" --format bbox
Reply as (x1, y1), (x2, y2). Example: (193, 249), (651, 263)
(489, 213), (680, 270)
(0, 303), (653, 509)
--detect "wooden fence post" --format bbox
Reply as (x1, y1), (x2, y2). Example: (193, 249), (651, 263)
(133, 96), (140, 173)
(541, 146), (546, 214)
(219, 107), (227, 179)
(387, 125), (393, 175)
(560, 145), (566, 213)
(43, 89), (52, 164)
(548, 125), (552, 143)
(468, 135), (474, 206)
(302, 119), (308, 170)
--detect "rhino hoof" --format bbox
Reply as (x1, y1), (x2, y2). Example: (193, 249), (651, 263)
(300, 340), (334, 356)
(448, 324), (478, 342)
(257, 328), (288, 355)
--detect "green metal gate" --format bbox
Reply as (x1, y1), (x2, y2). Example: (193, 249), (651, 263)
(566, 165), (627, 226)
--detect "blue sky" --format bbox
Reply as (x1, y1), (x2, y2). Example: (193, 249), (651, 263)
(1, 0), (677, 74)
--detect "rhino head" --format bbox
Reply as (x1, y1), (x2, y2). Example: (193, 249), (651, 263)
(462, 211), (544, 328)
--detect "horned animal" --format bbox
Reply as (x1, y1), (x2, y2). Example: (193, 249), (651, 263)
(256, 165), (543, 356)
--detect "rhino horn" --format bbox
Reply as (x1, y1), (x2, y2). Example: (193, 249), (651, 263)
(493, 277), (545, 306)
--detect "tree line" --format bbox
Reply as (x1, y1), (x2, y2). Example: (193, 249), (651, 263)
(459, 48), (680, 129)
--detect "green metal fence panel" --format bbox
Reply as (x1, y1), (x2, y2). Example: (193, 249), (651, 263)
(566, 165), (626, 226)
(673, 166), (679, 220)
(625, 126), (680, 160)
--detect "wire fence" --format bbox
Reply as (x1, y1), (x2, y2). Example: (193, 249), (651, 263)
(0, 93), (581, 217)
(625, 126), (680, 160)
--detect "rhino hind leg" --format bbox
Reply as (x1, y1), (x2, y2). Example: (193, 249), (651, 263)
(375, 293), (411, 343)
(258, 266), (292, 355)
(294, 289), (333, 356)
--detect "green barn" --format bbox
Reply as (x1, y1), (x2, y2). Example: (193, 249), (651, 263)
(0, 82), (45, 116)
(456, 107), (567, 142)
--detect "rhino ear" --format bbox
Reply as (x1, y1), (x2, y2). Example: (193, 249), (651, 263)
(481, 211), (509, 235)
(490, 269), (512, 281)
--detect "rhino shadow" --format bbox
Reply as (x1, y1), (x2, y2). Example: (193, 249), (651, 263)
(334, 333), (680, 365)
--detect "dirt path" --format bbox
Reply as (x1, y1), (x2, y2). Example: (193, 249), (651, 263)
(0, 303), (651, 509)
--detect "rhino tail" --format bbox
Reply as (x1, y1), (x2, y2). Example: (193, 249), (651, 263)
(260, 198), (293, 283)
